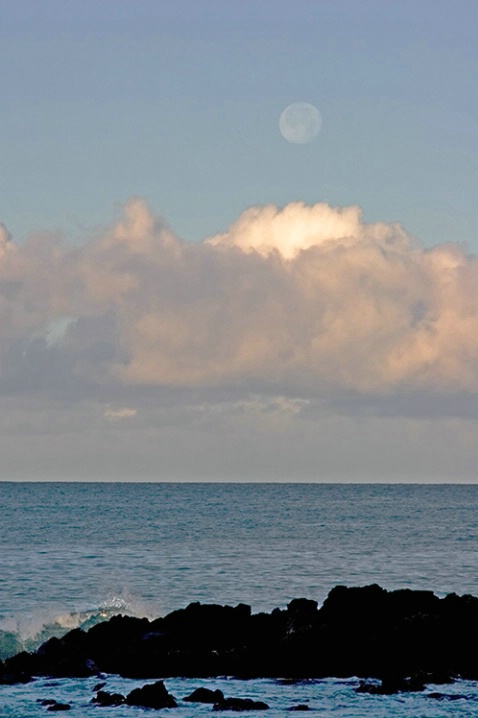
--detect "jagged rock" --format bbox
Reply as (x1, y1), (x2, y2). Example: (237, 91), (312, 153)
(5, 585), (478, 683)
(288, 598), (318, 612)
(214, 696), (269, 711)
(183, 687), (225, 703)
(125, 680), (178, 709)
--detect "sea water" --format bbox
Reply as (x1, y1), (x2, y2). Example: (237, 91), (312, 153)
(2, 482), (478, 716)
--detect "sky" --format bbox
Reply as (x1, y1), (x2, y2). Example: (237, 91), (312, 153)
(0, 0), (477, 481)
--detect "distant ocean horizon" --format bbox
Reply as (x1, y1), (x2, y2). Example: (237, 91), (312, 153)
(2, 481), (478, 716)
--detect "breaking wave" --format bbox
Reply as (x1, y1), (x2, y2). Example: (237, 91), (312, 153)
(0, 595), (155, 660)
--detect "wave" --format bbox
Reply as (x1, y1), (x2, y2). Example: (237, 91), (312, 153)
(0, 595), (156, 660)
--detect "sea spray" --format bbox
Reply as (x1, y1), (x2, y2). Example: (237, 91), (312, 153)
(0, 592), (160, 660)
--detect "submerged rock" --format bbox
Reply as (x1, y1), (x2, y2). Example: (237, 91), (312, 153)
(356, 674), (427, 695)
(38, 698), (72, 711)
(213, 696), (269, 711)
(287, 705), (310, 711)
(427, 692), (471, 701)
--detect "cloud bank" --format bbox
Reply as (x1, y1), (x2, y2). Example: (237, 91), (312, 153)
(1, 199), (477, 406)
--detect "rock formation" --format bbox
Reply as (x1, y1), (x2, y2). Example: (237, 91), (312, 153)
(2, 584), (477, 686)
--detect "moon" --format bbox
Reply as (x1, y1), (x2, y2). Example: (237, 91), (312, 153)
(279, 103), (322, 144)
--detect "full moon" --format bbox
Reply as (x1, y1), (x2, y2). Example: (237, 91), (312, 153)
(279, 103), (322, 144)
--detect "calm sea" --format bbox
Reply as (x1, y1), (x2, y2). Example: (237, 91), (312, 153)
(2, 482), (478, 716)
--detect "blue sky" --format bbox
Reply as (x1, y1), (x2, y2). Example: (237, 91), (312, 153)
(2, 0), (477, 248)
(1, 0), (478, 481)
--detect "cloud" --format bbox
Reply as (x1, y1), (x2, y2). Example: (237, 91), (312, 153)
(0, 223), (12, 246)
(103, 407), (137, 421)
(206, 201), (411, 258)
(1, 198), (478, 410)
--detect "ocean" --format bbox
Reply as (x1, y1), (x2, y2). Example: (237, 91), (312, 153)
(2, 482), (478, 716)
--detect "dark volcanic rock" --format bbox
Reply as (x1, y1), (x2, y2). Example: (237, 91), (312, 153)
(214, 697), (270, 711)
(427, 692), (470, 701)
(38, 698), (71, 711)
(5, 584), (478, 683)
(47, 703), (71, 712)
(0, 670), (33, 685)
(356, 674), (426, 695)
(287, 705), (310, 711)
(422, 669), (456, 684)
(2, 650), (37, 681)
(287, 598), (318, 619)
(183, 687), (225, 703)
(125, 680), (178, 709)
(79, 615), (150, 676)
(32, 630), (97, 678)
(92, 689), (126, 706)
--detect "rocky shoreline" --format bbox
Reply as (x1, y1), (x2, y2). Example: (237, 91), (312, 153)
(2, 584), (478, 691)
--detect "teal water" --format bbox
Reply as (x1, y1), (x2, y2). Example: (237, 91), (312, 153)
(4, 675), (478, 717)
(2, 482), (478, 716)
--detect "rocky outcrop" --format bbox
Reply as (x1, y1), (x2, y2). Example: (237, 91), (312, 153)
(3, 584), (478, 684)
(183, 687), (225, 703)
(92, 689), (126, 706)
(125, 680), (178, 709)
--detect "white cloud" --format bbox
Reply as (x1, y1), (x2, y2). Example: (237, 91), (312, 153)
(1, 198), (478, 404)
(206, 201), (411, 258)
